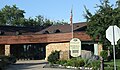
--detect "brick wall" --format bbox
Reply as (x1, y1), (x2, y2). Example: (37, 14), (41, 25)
(45, 42), (69, 60)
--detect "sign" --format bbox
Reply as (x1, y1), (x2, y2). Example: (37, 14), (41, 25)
(106, 25), (120, 45)
(70, 38), (81, 57)
(106, 25), (120, 70)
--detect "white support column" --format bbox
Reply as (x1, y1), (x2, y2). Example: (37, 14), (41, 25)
(5, 45), (10, 56)
(94, 44), (98, 55)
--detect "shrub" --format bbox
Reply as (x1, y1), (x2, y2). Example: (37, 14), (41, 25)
(47, 50), (60, 64)
(65, 58), (85, 67)
(90, 60), (100, 70)
(84, 59), (91, 67)
(8, 55), (16, 64)
(84, 59), (100, 70)
(56, 60), (67, 65)
(0, 55), (16, 70)
(75, 58), (85, 67)
(65, 59), (73, 66)
(0, 55), (16, 64)
(100, 50), (108, 60)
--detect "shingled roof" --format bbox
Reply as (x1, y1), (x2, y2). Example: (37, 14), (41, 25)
(0, 22), (94, 44)
(0, 26), (43, 35)
(36, 22), (87, 34)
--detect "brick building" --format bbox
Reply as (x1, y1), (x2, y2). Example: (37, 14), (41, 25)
(0, 22), (102, 60)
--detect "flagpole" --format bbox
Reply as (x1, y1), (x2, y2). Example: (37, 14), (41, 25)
(71, 19), (73, 39)
(69, 7), (73, 59)
(70, 7), (73, 39)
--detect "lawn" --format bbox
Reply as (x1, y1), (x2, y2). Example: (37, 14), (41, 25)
(104, 59), (120, 67)
(104, 59), (120, 70)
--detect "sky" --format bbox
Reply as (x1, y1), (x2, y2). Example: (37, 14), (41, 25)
(0, 0), (116, 23)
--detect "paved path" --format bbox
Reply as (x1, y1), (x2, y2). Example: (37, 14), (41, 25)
(6, 60), (70, 70)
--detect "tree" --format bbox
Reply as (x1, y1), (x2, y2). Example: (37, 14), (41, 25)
(0, 11), (5, 25)
(116, 0), (120, 8)
(52, 20), (68, 25)
(21, 15), (53, 27)
(22, 15), (68, 27)
(22, 18), (38, 27)
(84, 0), (120, 51)
(0, 5), (25, 26)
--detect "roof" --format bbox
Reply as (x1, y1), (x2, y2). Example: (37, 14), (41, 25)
(0, 22), (94, 44)
(0, 26), (43, 32)
(0, 25), (43, 35)
(36, 22), (87, 34)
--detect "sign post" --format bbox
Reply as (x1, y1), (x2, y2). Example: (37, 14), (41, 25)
(70, 38), (81, 57)
(106, 25), (120, 70)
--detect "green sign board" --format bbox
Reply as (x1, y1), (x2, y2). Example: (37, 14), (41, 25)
(70, 38), (81, 57)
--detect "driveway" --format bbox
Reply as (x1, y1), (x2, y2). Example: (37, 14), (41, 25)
(6, 60), (70, 70)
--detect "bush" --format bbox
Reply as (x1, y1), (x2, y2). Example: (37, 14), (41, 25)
(47, 50), (60, 64)
(91, 60), (100, 70)
(0, 55), (16, 70)
(8, 55), (16, 64)
(84, 59), (100, 70)
(65, 58), (85, 67)
(56, 60), (67, 65)
(0, 55), (16, 64)
(64, 59), (73, 66)
(100, 50), (108, 60)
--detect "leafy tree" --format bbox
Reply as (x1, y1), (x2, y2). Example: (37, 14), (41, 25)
(116, 0), (120, 8)
(84, 0), (120, 53)
(0, 5), (25, 26)
(53, 20), (68, 25)
(35, 15), (68, 27)
(22, 15), (68, 27)
(22, 15), (53, 27)
(22, 18), (37, 26)
(0, 12), (5, 25)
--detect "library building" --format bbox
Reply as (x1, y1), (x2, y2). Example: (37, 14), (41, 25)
(0, 22), (103, 60)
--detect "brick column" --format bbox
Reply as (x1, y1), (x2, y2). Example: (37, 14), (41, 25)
(98, 44), (103, 55)
(45, 42), (69, 60)
(5, 45), (10, 56)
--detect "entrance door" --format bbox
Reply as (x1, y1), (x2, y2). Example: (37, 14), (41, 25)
(10, 44), (46, 60)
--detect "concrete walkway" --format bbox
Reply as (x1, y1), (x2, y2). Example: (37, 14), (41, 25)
(6, 60), (70, 70)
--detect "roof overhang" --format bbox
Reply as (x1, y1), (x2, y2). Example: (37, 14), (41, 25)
(0, 32), (93, 44)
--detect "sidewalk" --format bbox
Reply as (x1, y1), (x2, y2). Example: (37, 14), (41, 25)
(6, 60), (70, 70)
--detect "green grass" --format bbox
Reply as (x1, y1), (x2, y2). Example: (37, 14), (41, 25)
(104, 59), (120, 67)
(104, 59), (120, 70)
